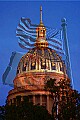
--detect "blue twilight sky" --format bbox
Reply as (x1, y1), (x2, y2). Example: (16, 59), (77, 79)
(0, 1), (80, 105)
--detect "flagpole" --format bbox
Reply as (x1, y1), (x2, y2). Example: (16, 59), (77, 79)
(61, 18), (73, 88)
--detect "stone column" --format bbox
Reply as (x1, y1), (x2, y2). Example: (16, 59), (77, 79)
(39, 58), (41, 70)
(46, 59), (48, 70)
(57, 62), (59, 72)
(36, 58), (38, 70)
(49, 60), (51, 71)
(20, 62), (23, 73)
(47, 95), (49, 112)
(21, 96), (23, 102)
(33, 95), (35, 105)
(29, 58), (31, 71)
(40, 95), (42, 105)
(56, 62), (59, 72)
(26, 63), (27, 72)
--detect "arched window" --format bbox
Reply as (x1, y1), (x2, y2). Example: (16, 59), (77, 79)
(22, 65), (26, 71)
(17, 69), (19, 74)
(35, 95), (40, 105)
(23, 96), (29, 102)
(31, 60), (36, 70)
(13, 98), (16, 104)
(43, 30), (45, 37)
(29, 95), (33, 103)
(59, 63), (64, 72)
(16, 96), (21, 105)
(42, 95), (47, 107)
(51, 62), (56, 70)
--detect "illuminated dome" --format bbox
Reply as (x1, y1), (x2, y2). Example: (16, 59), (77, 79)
(17, 47), (64, 74)
(13, 6), (66, 89)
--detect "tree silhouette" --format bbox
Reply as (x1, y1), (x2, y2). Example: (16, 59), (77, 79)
(45, 78), (80, 120)
(0, 106), (5, 120)
(45, 78), (59, 119)
(5, 100), (52, 120)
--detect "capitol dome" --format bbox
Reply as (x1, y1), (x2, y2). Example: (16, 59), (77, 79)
(14, 46), (66, 89)
(13, 7), (66, 89)
(17, 47), (64, 74)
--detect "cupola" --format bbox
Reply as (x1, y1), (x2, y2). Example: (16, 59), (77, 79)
(35, 6), (48, 48)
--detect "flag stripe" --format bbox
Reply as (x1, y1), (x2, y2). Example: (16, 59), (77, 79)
(18, 42), (32, 50)
(19, 38), (34, 46)
(48, 38), (62, 46)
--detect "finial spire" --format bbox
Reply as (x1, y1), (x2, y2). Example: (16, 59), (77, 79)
(40, 6), (43, 24)
(35, 6), (48, 48)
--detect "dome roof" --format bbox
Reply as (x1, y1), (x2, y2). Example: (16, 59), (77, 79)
(27, 47), (61, 61)
(17, 47), (65, 74)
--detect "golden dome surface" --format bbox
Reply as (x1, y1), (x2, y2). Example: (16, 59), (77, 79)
(17, 47), (64, 75)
